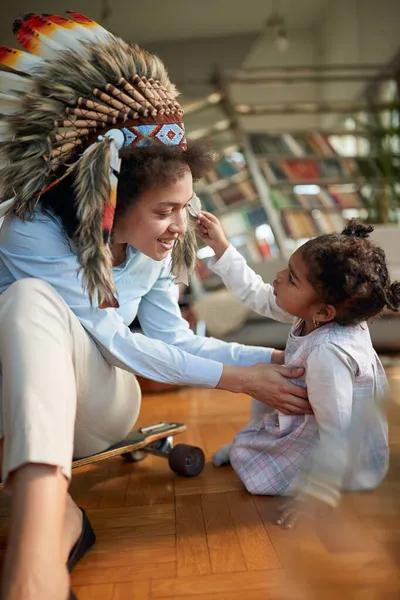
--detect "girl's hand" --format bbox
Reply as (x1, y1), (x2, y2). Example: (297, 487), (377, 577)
(196, 211), (230, 259)
(276, 495), (333, 529)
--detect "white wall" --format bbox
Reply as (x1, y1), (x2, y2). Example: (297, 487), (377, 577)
(237, 28), (321, 132)
(317, 0), (400, 126)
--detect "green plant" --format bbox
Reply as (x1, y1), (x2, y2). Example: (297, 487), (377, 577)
(355, 88), (400, 223)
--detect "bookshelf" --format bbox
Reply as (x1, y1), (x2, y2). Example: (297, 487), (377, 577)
(183, 64), (399, 284)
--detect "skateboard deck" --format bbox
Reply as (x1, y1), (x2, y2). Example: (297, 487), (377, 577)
(0, 422), (205, 490)
(72, 422), (186, 469)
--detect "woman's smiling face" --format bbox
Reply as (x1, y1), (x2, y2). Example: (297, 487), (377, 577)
(112, 168), (193, 261)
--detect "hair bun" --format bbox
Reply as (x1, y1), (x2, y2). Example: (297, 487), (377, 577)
(388, 281), (400, 310)
(342, 219), (374, 239)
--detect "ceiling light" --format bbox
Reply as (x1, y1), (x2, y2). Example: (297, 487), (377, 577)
(265, 1), (290, 52)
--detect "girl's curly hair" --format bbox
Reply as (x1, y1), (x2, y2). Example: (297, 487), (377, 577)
(301, 219), (400, 326)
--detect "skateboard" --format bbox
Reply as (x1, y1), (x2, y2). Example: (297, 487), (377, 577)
(72, 422), (205, 477)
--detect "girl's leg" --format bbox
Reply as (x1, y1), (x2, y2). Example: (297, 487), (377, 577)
(212, 398), (271, 466)
(0, 278), (141, 600)
(249, 397), (272, 424)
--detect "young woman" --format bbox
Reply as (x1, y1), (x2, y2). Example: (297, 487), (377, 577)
(0, 12), (308, 600)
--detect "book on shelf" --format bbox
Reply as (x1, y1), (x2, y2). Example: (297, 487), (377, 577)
(269, 186), (363, 212)
(250, 132), (386, 185)
(249, 132), (338, 158)
(203, 155), (246, 184)
(260, 160), (288, 183)
(218, 178), (257, 206)
(244, 205), (272, 228)
(306, 133), (337, 157)
(248, 133), (289, 155)
(279, 159), (321, 181)
(328, 187), (363, 208)
(281, 210), (345, 240)
(259, 156), (363, 184)
(319, 158), (349, 179)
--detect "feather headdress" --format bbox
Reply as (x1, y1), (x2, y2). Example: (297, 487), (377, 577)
(0, 12), (195, 308)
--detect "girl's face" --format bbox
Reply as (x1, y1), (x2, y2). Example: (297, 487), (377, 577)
(113, 168), (193, 261)
(273, 248), (327, 322)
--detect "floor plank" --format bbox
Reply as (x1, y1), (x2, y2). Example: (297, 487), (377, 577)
(73, 584), (114, 600)
(71, 561), (176, 586)
(201, 492), (247, 573)
(151, 569), (285, 598)
(112, 580), (151, 600)
(175, 494), (212, 577)
(227, 491), (280, 571)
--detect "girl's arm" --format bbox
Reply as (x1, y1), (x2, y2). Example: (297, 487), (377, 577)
(299, 343), (356, 506)
(197, 211), (293, 323)
(209, 244), (294, 324)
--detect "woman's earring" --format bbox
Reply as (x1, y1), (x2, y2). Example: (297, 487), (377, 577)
(312, 316), (320, 328)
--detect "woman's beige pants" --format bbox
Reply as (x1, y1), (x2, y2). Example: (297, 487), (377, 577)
(0, 278), (141, 485)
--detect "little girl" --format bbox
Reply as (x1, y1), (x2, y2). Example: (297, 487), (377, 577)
(197, 212), (399, 523)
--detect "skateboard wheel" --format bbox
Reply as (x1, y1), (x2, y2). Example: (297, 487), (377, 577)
(121, 450), (147, 463)
(168, 444), (205, 477)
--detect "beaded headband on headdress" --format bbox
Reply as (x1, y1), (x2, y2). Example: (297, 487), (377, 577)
(0, 12), (197, 308)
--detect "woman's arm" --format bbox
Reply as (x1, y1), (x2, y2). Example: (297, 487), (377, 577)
(0, 214), (308, 411)
(137, 268), (309, 414)
(0, 215), (222, 387)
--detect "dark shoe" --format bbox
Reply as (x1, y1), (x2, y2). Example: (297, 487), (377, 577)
(67, 508), (96, 572)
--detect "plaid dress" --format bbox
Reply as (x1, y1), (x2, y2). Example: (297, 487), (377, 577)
(229, 320), (389, 501)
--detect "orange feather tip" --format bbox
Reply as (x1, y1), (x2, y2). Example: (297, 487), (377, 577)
(0, 44), (42, 71)
(102, 203), (116, 236)
(99, 295), (119, 309)
(0, 46), (21, 68)
(66, 12), (99, 27)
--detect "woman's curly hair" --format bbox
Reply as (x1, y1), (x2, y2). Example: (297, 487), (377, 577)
(301, 219), (400, 326)
(41, 141), (215, 239)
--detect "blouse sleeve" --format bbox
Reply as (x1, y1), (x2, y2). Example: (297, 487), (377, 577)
(209, 244), (294, 324)
(0, 215), (223, 387)
(137, 266), (276, 367)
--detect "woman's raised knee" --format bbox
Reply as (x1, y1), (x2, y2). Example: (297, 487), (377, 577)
(0, 278), (69, 331)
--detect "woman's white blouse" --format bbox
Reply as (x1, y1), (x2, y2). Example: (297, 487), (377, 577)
(0, 213), (273, 386)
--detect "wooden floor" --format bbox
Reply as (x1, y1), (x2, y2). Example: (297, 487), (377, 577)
(1, 368), (400, 599)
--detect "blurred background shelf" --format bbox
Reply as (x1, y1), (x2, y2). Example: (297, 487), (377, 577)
(181, 57), (400, 351)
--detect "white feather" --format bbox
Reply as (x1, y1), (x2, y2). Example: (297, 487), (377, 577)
(0, 71), (31, 94)
(0, 121), (11, 142)
(0, 48), (44, 74)
(25, 17), (89, 55)
(0, 92), (21, 115)
(188, 193), (202, 217)
(65, 13), (112, 44)
(18, 30), (65, 61)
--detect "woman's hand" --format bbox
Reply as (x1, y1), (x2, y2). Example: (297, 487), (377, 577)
(217, 363), (311, 415)
(196, 211), (230, 260)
